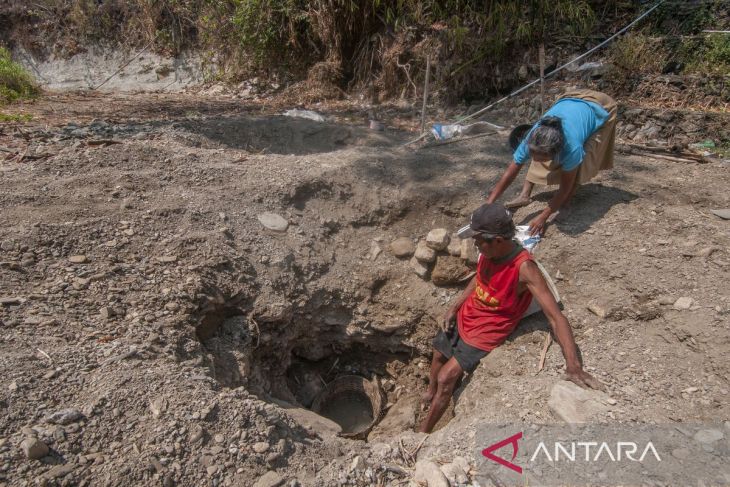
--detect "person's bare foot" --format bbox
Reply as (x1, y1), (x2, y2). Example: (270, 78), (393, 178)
(505, 195), (532, 209)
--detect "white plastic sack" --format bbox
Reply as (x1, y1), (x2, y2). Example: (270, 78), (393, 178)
(283, 109), (326, 122)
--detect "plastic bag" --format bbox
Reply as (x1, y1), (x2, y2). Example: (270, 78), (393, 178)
(431, 123), (463, 140)
(514, 225), (541, 253)
(283, 109), (326, 122)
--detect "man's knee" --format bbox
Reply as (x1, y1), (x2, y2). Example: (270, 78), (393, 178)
(436, 364), (462, 394)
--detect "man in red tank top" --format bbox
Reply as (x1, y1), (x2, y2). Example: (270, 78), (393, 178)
(419, 203), (604, 433)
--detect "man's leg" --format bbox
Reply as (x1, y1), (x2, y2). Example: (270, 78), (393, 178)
(422, 348), (448, 409)
(505, 179), (534, 209)
(418, 357), (464, 433)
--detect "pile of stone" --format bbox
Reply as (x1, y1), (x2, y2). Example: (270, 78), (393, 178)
(388, 229), (479, 285)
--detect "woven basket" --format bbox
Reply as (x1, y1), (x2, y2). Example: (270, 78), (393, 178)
(311, 375), (385, 439)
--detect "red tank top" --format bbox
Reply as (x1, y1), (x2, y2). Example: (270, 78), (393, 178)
(457, 247), (533, 351)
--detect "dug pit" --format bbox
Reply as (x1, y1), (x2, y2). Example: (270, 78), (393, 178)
(196, 306), (448, 440)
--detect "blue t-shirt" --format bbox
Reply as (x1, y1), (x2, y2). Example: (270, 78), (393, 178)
(513, 98), (609, 171)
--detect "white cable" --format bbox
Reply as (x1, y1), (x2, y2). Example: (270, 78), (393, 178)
(455, 0), (667, 124)
(403, 0), (668, 147)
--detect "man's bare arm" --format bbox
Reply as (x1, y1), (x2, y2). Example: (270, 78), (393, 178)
(441, 275), (477, 331)
(519, 260), (605, 390)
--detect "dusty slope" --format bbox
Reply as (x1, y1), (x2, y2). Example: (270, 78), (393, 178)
(0, 93), (728, 486)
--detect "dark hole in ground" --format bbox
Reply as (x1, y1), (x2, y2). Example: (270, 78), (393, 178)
(195, 305), (452, 438)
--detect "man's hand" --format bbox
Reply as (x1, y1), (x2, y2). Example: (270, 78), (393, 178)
(565, 367), (606, 392)
(442, 307), (457, 331)
(528, 213), (549, 236)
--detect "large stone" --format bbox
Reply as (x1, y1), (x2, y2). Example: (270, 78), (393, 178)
(258, 212), (289, 232)
(460, 239), (479, 265)
(410, 257), (429, 279)
(414, 460), (450, 487)
(68, 255), (88, 264)
(447, 235), (462, 256)
(369, 394), (418, 440)
(548, 381), (610, 424)
(45, 408), (83, 425)
(431, 256), (469, 286)
(425, 228), (450, 251)
(440, 462), (468, 485)
(389, 237), (415, 258)
(20, 437), (49, 460)
(277, 404), (341, 438)
(414, 241), (436, 263)
(253, 471), (284, 487)
(693, 429), (724, 444)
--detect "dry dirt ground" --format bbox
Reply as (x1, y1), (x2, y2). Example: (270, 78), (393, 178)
(0, 92), (728, 487)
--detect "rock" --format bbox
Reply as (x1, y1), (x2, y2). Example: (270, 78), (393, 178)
(368, 241), (382, 261)
(414, 460), (450, 487)
(460, 239), (479, 265)
(350, 455), (367, 472)
(389, 237), (415, 258)
(425, 229), (450, 251)
(447, 235), (462, 256)
(518, 64), (529, 80)
(156, 255), (178, 263)
(414, 241), (436, 263)
(587, 303), (608, 319)
(46, 408), (83, 425)
(20, 437), (49, 460)
(214, 434), (225, 444)
(431, 256), (468, 286)
(673, 297), (694, 310)
(258, 213), (289, 232)
(206, 465), (220, 476)
(710, 209), (730, 220)
(188, 425), (205, 444)
(410, 257), (429, 279)
(0, 297), (21, 306)
(693, 429), (723, 444)
(253, 442), (270, 453)
(440, 462), (468, 485)
(253, 471), (284, 487)
(369, 395), (418, 440)
(452, 456), (470, 474)
(548, 381), (610, 424)
(369, 442), (392, 459)
(99, 307), (114, 320)
(43, 464), (76, 480)
(68, 255), (88, 264)
(149, 397), (167, 417)
(280, 406), (341, 438)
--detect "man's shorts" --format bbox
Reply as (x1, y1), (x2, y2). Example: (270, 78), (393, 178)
(432, 326), (488, 373)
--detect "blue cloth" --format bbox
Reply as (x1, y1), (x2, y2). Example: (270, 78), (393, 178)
(513, 98), (609, 172)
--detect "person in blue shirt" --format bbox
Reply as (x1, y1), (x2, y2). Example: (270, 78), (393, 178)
(486, 89), (617, 236)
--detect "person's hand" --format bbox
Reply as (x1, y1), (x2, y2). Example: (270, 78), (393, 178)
(528, 213), (549, 236)
(565, 367), (606, 392)
(442, 308), (457, 331)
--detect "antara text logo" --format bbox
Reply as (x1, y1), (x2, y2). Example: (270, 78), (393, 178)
(482, 432), (662, 474)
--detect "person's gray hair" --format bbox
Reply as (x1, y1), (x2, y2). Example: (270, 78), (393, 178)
(528, 116), (564, 158)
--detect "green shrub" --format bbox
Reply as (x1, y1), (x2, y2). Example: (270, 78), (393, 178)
(0, 47), (39, 104)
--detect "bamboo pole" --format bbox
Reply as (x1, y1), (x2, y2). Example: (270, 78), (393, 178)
(420, 56), (431, 134)
(539, 44), (546, 113)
